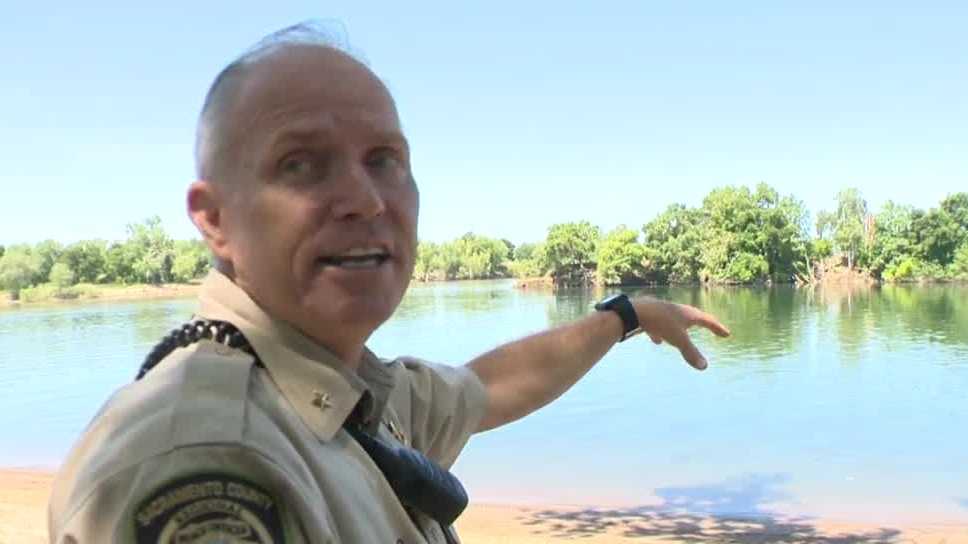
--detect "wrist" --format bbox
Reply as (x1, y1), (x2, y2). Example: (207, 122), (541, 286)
(594, 305), (626, 342)
(594, 294), (642, 342)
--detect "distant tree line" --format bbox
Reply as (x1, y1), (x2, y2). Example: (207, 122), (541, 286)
(0, 216), (210, 300)
(2, 185), (966, 299)
(415, 184), (968, 287)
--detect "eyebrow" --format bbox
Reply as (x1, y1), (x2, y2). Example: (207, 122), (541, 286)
(267, 122), (410, 153)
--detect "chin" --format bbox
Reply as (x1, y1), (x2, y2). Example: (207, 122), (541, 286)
(305, 295), (397, 336)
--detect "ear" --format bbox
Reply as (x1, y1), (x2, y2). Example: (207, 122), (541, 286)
(187, 180), (233, 264)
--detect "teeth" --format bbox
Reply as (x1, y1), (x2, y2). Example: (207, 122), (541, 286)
(339, 257), (382, 269)
(337, 247), (386, 258)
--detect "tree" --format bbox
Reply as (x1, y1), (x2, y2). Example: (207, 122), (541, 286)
(822, 188), (868, 269)
(451, 233), (509, 279)
(49, 262), (76, 290)
(543, 221), (600, 286)
(60, 240), (108, 283)
(815, 210), (835, 240)
(32, 240), (63, 285)
(513, 243), (538, 262)
(867, 201), (916, 278)
(500, 239), (515, 261)
(104, 242), (139, 283)
(507, 243), (548, 278)
(699, 185), (800, 283)
(911, 207), (960, 266)
(752, 183), (810, 280)
(413, 242), (441, 281)
(642, 204), (703, 283)
(171, 240), (211, 282)
(0, 246), (41, 299)
(596, 226), (648, 285)
(127, 216), (175, 284)
(951, 241), (968, 279)
(941, 192), (968, 234)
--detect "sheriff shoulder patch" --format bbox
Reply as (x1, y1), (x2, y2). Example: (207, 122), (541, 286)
(134, 473), (285, 543)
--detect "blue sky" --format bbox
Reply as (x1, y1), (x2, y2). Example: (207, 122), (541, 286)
(1, 1), (965, 246)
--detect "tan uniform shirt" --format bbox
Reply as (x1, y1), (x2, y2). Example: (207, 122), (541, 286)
(48, 270), (488, 543)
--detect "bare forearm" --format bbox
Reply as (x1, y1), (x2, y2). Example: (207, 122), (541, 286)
(467, 310), (624, 431)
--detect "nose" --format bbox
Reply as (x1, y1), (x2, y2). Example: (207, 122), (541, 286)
(330, 161), (387, 221)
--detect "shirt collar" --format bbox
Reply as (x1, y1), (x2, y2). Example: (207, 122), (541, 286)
(195, 269), (394, 440)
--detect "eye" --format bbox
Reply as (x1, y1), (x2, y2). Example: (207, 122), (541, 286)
(365, 147), (405, 177)
(277, 152), (321, 183)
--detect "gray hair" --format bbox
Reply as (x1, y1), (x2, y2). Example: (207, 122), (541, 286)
(194, 21), (366, 182)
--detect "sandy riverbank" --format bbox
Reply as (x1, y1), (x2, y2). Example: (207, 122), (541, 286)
(0, 283), (200, 309)
(3, 469), (965, 543)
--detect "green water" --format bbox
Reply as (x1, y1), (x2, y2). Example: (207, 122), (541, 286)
(1, 281), (966, 524)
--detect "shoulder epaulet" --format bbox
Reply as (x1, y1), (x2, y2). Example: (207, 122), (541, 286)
(165, 340), (256, 447)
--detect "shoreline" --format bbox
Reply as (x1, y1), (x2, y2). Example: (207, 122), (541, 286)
(4, 275), (966, 310)
(5, 469), (965, 543)
(0, 282), (200, 309)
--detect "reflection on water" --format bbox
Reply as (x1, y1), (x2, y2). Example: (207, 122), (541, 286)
(1, 282), (966, 523)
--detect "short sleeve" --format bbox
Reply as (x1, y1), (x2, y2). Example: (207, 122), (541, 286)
(50, 444), (330, 544)
(396, 358), (489, 468)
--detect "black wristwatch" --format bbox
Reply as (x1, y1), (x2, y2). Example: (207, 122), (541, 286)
(595, 294), (642, 342)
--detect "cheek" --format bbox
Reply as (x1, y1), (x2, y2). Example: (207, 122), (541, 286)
(395, 182), (420, 237)
(236, 194), (312, 271)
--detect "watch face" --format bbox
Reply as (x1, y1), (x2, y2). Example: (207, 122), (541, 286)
(596, 294), (625, 310)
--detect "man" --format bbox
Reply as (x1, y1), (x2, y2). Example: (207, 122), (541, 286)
(48, 23), (729, 543)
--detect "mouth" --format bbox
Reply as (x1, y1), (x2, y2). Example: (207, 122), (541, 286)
(317, 247), (391, 270)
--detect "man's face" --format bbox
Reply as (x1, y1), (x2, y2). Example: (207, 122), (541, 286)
(212, 45), (418, 356)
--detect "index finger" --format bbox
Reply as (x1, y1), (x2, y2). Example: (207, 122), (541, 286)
(690, 309), (731, 338)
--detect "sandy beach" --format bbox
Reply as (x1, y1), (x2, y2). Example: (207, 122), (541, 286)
(3, 469), (965, 543)
(0, 283), (200, 309)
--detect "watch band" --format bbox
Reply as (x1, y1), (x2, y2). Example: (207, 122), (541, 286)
(594, 294), (642, 341)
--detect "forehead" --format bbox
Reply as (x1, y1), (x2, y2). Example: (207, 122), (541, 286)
(230, 45), (402, 144)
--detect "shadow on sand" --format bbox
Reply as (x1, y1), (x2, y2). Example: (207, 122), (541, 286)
(518, 474), (903, 543)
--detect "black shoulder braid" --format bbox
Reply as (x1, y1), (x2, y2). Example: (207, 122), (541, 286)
(135, 319), (255, 380)
(135, 319), (467, 535)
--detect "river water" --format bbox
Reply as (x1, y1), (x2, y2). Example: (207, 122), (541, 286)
(1, 281), (966, 524)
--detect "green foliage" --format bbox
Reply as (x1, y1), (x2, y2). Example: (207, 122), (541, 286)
(5, 188), (968, 297)
(950, 242), (968, 279)
(863, 192), (968, 282)
(451, 233), (509, 279)
(0, 246), (41, 298)
(596, 226), (647, 285)
(128, 216), (176, 284)
(815, 210), (835, 240)
(18, 283), (59, 303)
(810, 239), (833, 260)
(941, 192), (968, 233)
(513, 243), (538, 262)
(413, 242), (441, 281)
(171, 240), (211, 282)
(49, 262), (76, 289)
(32, 240), (63, 284)
(507, 243), (548, 279)
(412, 234), (511, 281)
(911, 207), (962, 266)
(544, 221), (600, 286)
(821, 188), (868, 269)
(104, 242), (139, 283)
(698, 184), (809, 283)
(642, 204), (703, 283)
(60, 240), (108, 284)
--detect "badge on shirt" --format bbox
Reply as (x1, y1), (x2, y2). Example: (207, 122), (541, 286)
(133, 473), (285, 543)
